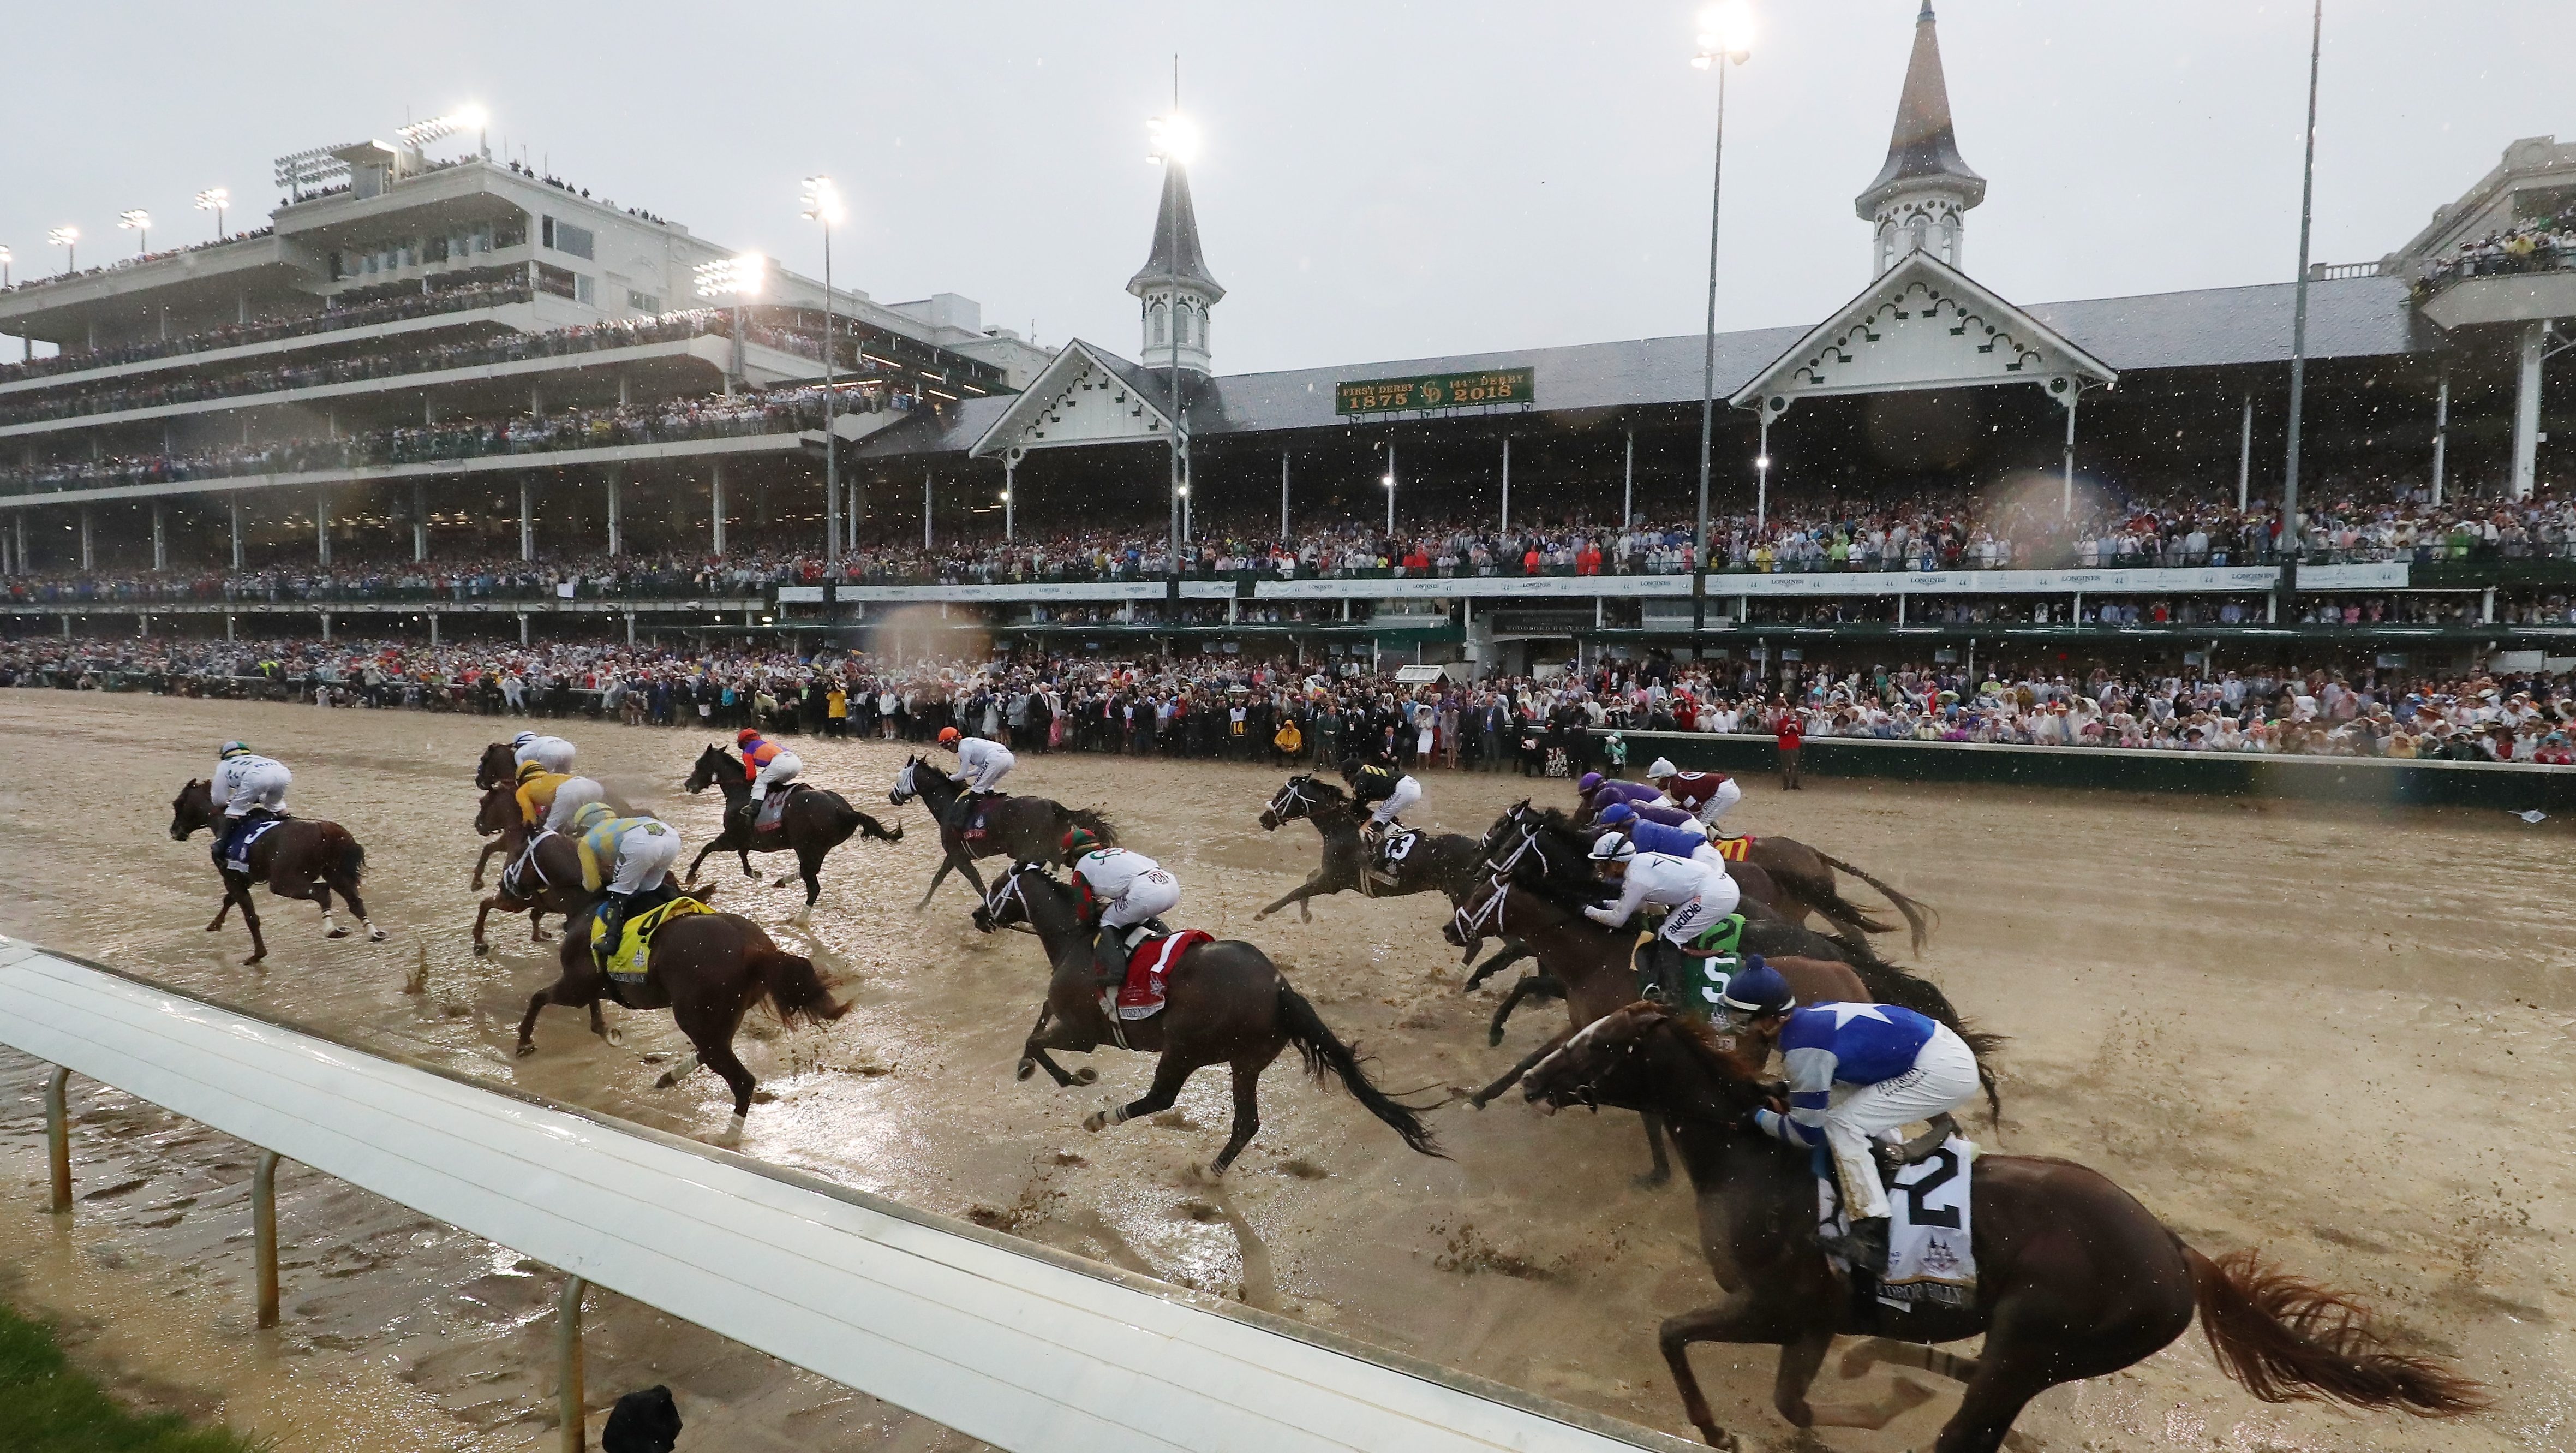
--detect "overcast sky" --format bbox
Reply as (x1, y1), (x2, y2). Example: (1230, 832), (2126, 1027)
(4, 2), (2569, 374)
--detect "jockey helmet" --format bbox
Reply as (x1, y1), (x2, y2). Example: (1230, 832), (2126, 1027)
(1336, 756), (1366, 779)
(569, 801), (617, 833)
(1717, 957), (1794, 1019)
(1061, 826), (1102, 861)
(937, 726), (962, 747)
(1597, 801), (1638, 826)
(1576, 771), (1604, 794)
(517, 759), (550, 783)
(512, 731), (537, 748)
(218, 741), (251, 759)
(735, 727), (761, 747)
(1588, 831), (1637, 862)
(1646, 757), (1680, 779)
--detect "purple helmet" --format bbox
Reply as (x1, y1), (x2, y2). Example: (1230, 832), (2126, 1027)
(1577, 771), (1605, 794)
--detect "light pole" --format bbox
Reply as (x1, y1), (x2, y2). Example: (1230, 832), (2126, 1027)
(194, 188), (229, 241)
(1690, 2), (1753, 633)
(1148, 73), (1198, 579)
(48, 227), (79, 276)
(802, 176), (845, 565)
(118, 209), (151, 258)
(2280, 0), (2322, 575)
(1383, 456), (1397, 536)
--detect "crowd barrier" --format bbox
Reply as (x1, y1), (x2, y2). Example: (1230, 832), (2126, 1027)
(0, 940), (1701, 1453)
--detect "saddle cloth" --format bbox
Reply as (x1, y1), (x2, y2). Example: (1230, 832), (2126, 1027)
(958, 794), (1003, 841)
(1114, 929), (1213, 1020)
(754, 783), (809, 833)
(1659, 914), (1747, 1017)
(591, 896), (710, 983)
(1361, 826), (1421, 896)
(1817, 1134), (1980, 1312)
(222, 816), (286, 876)
(1706, 834), (1754, 861)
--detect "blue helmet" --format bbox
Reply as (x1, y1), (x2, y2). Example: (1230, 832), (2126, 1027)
(1597, 801), (1638, 826)
(1717, 957), (1794, 1017)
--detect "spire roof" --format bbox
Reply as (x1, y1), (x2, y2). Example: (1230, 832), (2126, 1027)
(1855, 2), (1986, 217)
(1127, 161), (1225, 301)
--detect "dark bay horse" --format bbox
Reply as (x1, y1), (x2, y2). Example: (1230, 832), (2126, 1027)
(516, 904), (842, 1120)
(889, 755), (1116, 909)
(682, 745), (901, 913)
(973, 861), (1443, 1176)
(169, 780), (382, 966)
(1523, 1002), (2484, 1451)
(1252, 775), (1495, 922)
(1579, 782), (1938, 951)
(468, 783), (594, 956)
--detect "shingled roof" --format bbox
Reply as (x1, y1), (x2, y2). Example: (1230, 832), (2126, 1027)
(1855, 2), (1987, 218)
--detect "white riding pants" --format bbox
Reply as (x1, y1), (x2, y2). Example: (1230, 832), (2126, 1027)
(515, 738), (576, 775)
(1655, 871), (1743, 949)
(1695, 778), (1744, 828)
(224, 763), (291, 817)
(750, 752), (803, 800)
(1824, 1023), (1981, 1221)
(1099, 868), (1182, 934)
(607, 824), (684, 896)
(541, 777), (606, 833)
(1371, 775), (1423, 826)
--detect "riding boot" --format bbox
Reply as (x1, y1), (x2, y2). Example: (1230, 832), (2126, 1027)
(943, 792), (977, 831)
(591, 891), (633, 974)
(1091, 922), (1129, 992)
(1634, 939), (1681, 1004)
(1848, 1215), (1892, 1276)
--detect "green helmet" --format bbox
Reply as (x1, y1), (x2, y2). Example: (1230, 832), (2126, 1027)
(218, 741), (252, 760)
(1061, 827), (1103, 863)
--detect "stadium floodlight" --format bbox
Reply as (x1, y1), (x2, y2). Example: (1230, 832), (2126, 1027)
(692, 253), (767, 300)
(47, 226), (78, 275)
(1692, 0), (1755, 68)
(273, 144), (356, 200)
(1145, 111), (1200, 166)
(118, 210), (151, 256)
(799, 175), (845, 227)
(396, 105), (487, 151)
(194, 187), (230, 240)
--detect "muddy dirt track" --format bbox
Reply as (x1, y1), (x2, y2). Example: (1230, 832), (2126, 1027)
(0, 691), (2568, 1451)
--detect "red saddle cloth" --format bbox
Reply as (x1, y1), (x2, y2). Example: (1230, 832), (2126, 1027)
(959, 794), (1003, 841)
(1115, 930), (1214, 1018)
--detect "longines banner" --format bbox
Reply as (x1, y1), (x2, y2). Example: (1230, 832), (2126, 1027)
(1334, 367), (1534, 416)
(1254, 565), (2282, 601)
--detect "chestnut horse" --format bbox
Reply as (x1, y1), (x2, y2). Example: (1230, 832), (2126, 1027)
(1523, 1002), (2484, 1452)
(169, 780), (382, 966)
(468, 782), (594, 956)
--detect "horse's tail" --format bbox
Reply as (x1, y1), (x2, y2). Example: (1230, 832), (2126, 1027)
(1066, 807), (1118, 845)
(1765, 860), (1900, 942)
(2186, 1246), (2484, 1416)
(749, 947), (847, 1028)
(1817, 851), (1938, 954)
(334, 830), (367, 886)
(1274, 980), (1445, 1158)
(823, 794), (903, 845)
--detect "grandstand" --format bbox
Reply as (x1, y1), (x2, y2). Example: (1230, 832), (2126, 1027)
(7, 11), (2576, 682)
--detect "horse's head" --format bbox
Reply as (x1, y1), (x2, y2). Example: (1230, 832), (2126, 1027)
(973, 859), (1053, 934)
(1445, 871), (1513, 961)
(475, 742), (516, 790)
(1258, 775), (1313, 832)
(889, 758), (919, 807)
(1521, 1003), (1766, 1119)
(683, 743), (733, 795)
(473, 783), (520, 837)
(169, 779), (212, 841)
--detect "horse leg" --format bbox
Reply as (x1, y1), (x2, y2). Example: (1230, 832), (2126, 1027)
(1486, 970), (1563, 1048)
(334, 877), (386, 942)
(1461, 940), (1532, 993)
(1253, 871), (1329, 923)
(694, 1035), (760, 1120)
(684, 841), (719, 885)
(516, 970), (595, 1056)
(793, 845), (824, 918)
(1637, 1114), (1673, 1190)
(206, 879), (235, 932)
(1926, 1347), (2059, 1453)
(1017, 1002), (1080, 1086)
(1210, 1060), (1265, 1176)
(1764, 1323), (1938, 1431)
(1085, 1051), (1195, 1134)
(529, 907), (551, 943)
(1469, 1027), (1570, 1109)
(310, 882), (349, 939)
(737, 843), (757, 879)
(235, 885), (268, 966)
(1655, 1291), (1800, 1449)
(471, 837), (503, 891)
(472, 897), (499, 956)
(916, 850), (958, 910)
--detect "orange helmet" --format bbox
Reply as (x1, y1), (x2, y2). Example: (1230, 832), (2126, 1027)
(937, 726), (961, 747)
(735, 728), (761, 747)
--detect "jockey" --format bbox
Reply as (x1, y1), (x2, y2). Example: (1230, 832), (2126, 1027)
(1062, 827), (1182, 990)
(937, 726), (1015, 830)
(734, 727), (802, 828)
(1720, 961), (1982, 1275)
(511, 730), (578, 776)
(1576, 771), (1606, 799)
(512, 760), (604, 882)
(1597, 801), (1724, 861)
(1582, 831), (1741, 998)
(1647, 757), (1743, 835)
(1340, 757), (1420, 842)
(571, 801), (683, 973)
(210, 741), (291, 867)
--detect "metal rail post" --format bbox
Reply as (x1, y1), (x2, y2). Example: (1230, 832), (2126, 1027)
(45, 1066), (69, 1213)
(557, 1274), (588, 1451)
(253, 1150), (280, 1327)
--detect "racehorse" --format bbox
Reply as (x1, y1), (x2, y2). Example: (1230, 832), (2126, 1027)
(1252, 775), (1496, 922)
(1522, 1002), (2484, 1451)
(682, 745), (902, 913)
(468, 782), (595, 956)
(169, 779), (385, 966)
(1579, 783), (1938, 952)
(516, 904), (841, 1121)
(888, 755), (1116, 909)
(474, 741), (522, 790)
(973, 860), (1444, 1176)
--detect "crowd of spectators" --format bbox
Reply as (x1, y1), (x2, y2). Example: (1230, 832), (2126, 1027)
(0, 279), (535, 384)
(6, 630), (2571, 769)
(2422, 198), (2576, 290)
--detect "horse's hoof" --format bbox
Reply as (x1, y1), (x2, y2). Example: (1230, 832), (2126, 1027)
(1081, 1112), (1109, 1133)
(1486, 1029), (1505, 1048)
(605, 1027), (625, 1048)
(751, 1089), (777, 1105)
(326, 927), (351, 939)
(242, 955), (265, 968)
(531, 931), (550, 943)
(516, 1042), (537, 1058)
(368, 928), (390, 942)
(1015, 1058), (1037, 1082)
(1071, 1067), (1098, 1086)
(1251, 910), (1269, 923)
(1633, 1168), (1672, 1191)
(653, 1070), (677, 1089)
(472, 942), (490, 958)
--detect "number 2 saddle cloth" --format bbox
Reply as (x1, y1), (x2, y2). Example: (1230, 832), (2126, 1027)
(1818, 1133), (1980, 1313)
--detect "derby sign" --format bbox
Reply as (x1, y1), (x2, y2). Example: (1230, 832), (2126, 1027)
(1335, 367), (1534, 416)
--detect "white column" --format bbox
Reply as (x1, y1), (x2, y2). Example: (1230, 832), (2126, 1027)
(1755, 414), (1773, 530)
(712, 461), (728, 554)
(1384, 442), (1395, 535)
(429, 612), (439, 646)
(1280, 450), (1290, 539)
(2060, 395), (2080, 516)
(518, 480), (533, 562)
(151, 503), (165, 570)
(1499, 436), (1511, 533)
(2513, 319), (2545, 501)
(1622, 429), (1634, 527)
(2431, 368), (2451, 507)
(413, 480), (428, 562)
(79, 508), (92, 571)
(1003, 456), (1015, 541)
(923, 471), (933, 550)
(315, 489), (331, 564)
(2236, 394), (2254, 511)
(229, 496), (242, 569)
(606, 469), (623, 557)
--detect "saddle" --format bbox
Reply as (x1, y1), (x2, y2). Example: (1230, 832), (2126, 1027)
(1705, 833), (1754, 862)
(1819, 1124), (1980, 1318)
(1642, 914), (1746, 1014)
(219, 814), (289, 875)
(590, 894), (709, 985)
(1108, 926), (1210, 1025)
(752, 782), (811, 833)
(952, 792), (1005, 841)
(1361, 826), (1419, 895)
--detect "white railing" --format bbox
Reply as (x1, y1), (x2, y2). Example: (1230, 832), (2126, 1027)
(0, 939), (1699, 1453)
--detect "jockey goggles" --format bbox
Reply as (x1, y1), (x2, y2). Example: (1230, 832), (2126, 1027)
(218, 740), (252, 759)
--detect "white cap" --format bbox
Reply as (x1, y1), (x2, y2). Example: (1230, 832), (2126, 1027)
(1588, 832), (1637, 862)
(1646, 757), (1679, 778)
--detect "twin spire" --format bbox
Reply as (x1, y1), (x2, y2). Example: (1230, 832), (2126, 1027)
(1129, 158), (1224, 381)
(1856, 2), (1984, 274)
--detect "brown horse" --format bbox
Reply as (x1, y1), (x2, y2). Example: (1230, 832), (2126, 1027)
(1578, 785), (1937, 951)
(889, 755), (1116, 909)
(468, 783), (595, 956)
(1251, 775), (1508, 921)
(169, 780), (383, 966)
(1522, 1002), (2484, 1451)
(474, 741), (522, 790)
(515, 903), (842, 1119)
(681, 744), (903, 912)
(973, 860), (1443, 1175)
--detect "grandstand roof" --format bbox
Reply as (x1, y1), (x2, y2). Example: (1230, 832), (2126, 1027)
(857, 273), (2424, 461)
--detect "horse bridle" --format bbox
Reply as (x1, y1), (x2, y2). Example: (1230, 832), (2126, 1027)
(1453, 870), (1512, 942)
(980, 862), (1042, 935)
(1268, 777), (1314, 821)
